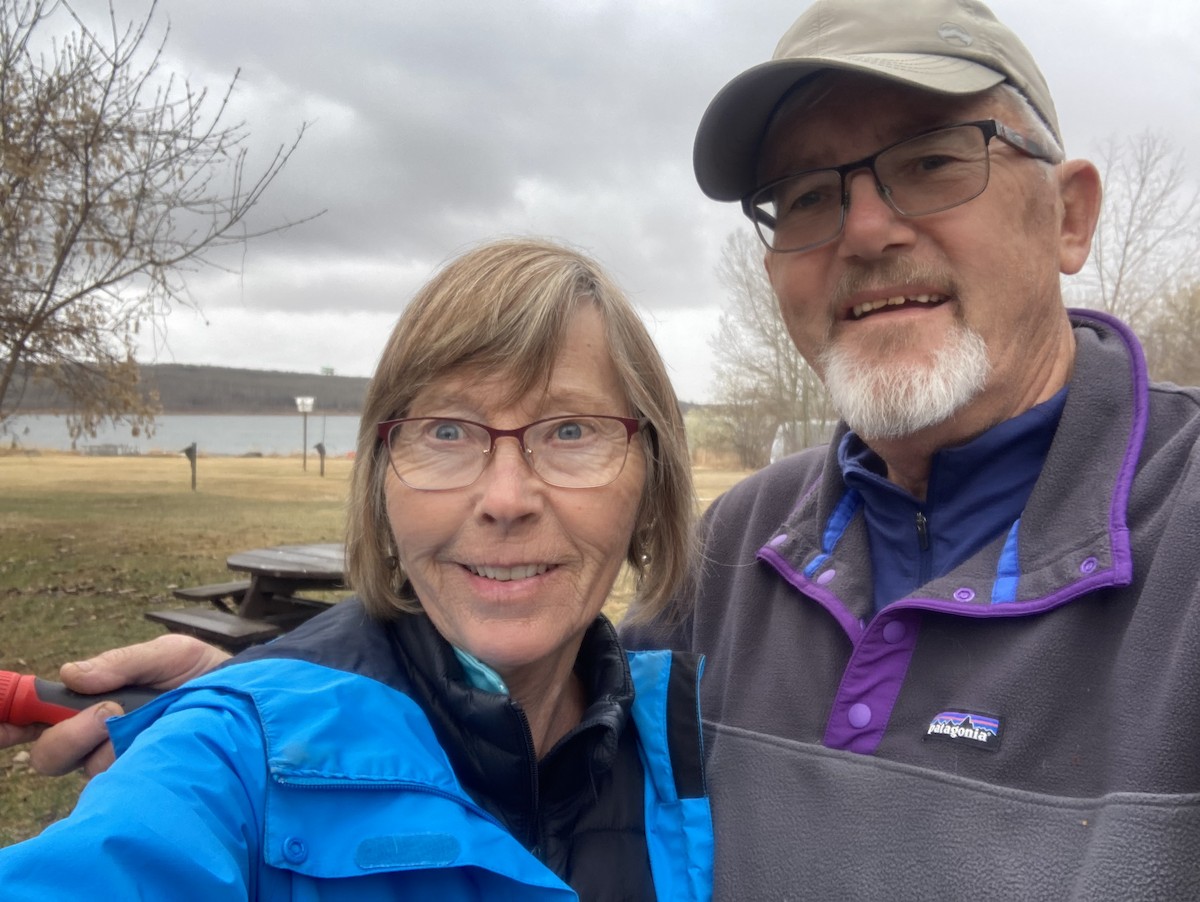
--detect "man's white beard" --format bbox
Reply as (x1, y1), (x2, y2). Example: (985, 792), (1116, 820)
(819, 322), (991, 440)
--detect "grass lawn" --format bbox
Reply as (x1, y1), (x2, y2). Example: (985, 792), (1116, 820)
(0, 450), (749, 845)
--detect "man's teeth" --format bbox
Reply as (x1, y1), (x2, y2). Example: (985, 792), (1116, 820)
(467, 563), (550, 581)
(851, 293), (942, 319)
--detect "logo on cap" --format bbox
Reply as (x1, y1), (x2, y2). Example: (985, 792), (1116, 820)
(937, 22), (974, 47)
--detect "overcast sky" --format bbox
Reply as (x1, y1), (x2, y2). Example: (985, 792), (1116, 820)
(73, 0), (1200, 403)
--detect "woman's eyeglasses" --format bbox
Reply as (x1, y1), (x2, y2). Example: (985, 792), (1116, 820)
(376, 415), (646, 490)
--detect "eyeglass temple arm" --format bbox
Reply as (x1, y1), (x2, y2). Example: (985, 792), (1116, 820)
(741, 195), (777, 229)
(993, 121), (1062, 164)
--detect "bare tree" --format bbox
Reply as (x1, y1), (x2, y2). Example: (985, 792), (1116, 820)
(1068, 131), (1200, 345)
(707, 380), (778, 471)
(0, 0), (313, 439)
(1142, 279), (1200, 386)
(708, 230), (835, 468)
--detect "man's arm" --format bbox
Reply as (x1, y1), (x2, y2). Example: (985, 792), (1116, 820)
(0, 634), (231, 777)
(0, 692), (266, 898)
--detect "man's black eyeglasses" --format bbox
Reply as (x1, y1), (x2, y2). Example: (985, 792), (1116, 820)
(743, 119), (1062, 254)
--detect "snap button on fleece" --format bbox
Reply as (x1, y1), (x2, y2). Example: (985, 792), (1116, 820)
(882, 620), (906, 643)
(848, 703), (871, 728)
(283, 837), (308, 864)
(1079, 556), (1098, 574)
(953, 587), (976, 602)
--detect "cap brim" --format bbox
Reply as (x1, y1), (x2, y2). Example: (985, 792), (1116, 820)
(693, 54), (1005, 202)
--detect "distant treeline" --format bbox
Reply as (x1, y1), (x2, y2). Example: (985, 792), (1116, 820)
(13, 363), (370, 415)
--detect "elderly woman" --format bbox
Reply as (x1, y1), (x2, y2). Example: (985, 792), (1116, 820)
(0, 239), (712, 901)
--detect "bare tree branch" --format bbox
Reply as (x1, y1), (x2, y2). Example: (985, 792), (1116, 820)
(1068, 131), (1200, 342)
(706, 230), (835, 468)
(0, 0), (319, 439)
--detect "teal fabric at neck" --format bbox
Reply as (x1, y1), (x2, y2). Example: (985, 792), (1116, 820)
(452, 647), (510, 695)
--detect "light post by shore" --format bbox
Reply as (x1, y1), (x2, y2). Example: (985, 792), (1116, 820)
(295, 396), (315, 470)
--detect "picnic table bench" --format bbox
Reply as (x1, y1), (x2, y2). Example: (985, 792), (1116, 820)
(170, 580), (252, 612)
(145, 543), (347, 652)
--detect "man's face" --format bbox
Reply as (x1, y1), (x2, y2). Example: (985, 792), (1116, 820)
(760, 73), (1079, 446)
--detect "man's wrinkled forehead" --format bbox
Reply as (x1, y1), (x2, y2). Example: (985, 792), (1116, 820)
(758, 71), (997, 176)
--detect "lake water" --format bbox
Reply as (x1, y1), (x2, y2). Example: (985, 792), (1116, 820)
(3, 413), (363, 458)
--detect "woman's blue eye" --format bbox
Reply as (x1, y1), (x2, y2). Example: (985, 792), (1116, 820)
(432, 422), (464, 441)
(555, 421), (584, 441)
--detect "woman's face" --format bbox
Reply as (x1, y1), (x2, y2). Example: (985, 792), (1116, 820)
(384, 306), (646, 688)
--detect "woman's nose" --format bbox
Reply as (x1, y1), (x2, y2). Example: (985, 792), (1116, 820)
(474, 438), (543, 521)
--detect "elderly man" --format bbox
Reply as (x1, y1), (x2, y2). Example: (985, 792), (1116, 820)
(6, 0), (1200, 898)
(622, 0), (1200, 898)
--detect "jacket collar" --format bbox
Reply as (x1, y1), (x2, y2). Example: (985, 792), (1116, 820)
(761, 310), (1146, 619)
(389, 613), (635, 846)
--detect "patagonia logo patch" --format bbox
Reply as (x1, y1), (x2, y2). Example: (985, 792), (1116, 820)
(925, 710), (1002, 752)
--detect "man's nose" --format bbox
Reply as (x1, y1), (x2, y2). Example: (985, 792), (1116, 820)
(836, 169), (916, 259)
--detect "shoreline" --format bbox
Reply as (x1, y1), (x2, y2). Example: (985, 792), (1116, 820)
(2, 412), (363, 458)
(0, 447), (356, 459)
(6, 409), (362, 417)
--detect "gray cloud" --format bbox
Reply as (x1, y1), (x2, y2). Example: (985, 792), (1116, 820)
(71, 0), (1200, 399)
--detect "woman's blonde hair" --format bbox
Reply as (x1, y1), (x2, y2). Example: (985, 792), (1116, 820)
(345, 238), (696, 624)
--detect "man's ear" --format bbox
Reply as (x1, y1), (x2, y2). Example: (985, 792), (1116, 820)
(762, 248), (784, 299)
(1057, 159), (1103, 276)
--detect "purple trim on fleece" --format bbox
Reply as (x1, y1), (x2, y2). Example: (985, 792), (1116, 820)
(759, 545), (865, 641)
(881, 571), (1125, 621)
(1067, 309), (1146, 588)
(822, 610), (922, 751)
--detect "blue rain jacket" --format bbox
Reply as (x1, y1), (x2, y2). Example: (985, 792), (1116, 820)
(0, 612), (712, 900)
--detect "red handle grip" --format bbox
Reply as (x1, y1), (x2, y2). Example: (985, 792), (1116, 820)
(0, 670), (161, 726)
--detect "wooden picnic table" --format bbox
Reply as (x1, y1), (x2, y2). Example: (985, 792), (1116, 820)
(226, 543), (346, 619)
(145, 542), (347, 652)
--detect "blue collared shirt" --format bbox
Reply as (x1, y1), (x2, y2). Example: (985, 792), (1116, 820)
(840, 389), (1068, 612)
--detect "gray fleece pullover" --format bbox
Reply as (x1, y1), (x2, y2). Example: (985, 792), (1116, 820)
(623, 310), (1200, 901)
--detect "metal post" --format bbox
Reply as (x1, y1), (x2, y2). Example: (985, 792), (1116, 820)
(181, 442), (197, 491)
(295, 397), (315, 472)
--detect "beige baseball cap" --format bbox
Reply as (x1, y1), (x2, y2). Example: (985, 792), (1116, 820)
(694, 0), (1060, 201)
